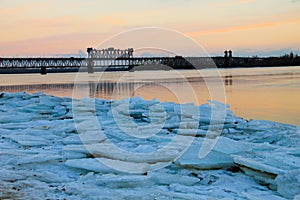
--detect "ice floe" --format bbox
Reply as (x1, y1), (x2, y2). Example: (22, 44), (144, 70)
(0, 92), (299, 199)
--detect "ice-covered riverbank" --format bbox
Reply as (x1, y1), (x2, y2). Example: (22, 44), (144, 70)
(0, 92), (299, 199)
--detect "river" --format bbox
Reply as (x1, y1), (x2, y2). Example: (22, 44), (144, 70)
(0, 66), (299, 126)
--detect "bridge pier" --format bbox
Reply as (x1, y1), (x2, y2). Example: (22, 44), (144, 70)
(228, 50), (233, 67)
(40, 66), (47, 75)
(88, 60), (94, 74)
(224, 50), (233, 67)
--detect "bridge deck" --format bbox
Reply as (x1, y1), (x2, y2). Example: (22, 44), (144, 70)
(0, 56), (299, 73)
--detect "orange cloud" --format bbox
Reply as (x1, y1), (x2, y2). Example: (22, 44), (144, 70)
(0, 13), (126, 43)
(0, 32), (109, 56)
(187, 19), (300, 37)
(102, 16), (126, 26)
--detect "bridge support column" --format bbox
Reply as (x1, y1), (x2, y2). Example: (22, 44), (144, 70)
(224, 50), (233, 67)
(228, 50), (233, 67)
(88, 60), (94, 74)
(40, 67), (47, 75)
(128, 58), (134, 71)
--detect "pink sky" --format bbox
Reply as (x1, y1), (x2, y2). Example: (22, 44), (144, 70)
(0, 0), (300, 56)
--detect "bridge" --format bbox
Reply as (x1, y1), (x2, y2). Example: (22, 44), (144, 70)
(1, 48), (299, 74)
(0, 47), (221, 74)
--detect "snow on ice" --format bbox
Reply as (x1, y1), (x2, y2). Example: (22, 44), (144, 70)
(0, 92), (299, 199)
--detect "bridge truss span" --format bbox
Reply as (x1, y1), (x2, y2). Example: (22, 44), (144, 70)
(0, 47), (224, 73)
(0, 58), (87, 68)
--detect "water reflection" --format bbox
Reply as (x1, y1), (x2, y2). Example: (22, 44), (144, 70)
(0, 83), (74, 93)
(224, 75), (233, 86)
(88, 81), (135, 99)
(0, 67), (300, 126)
(0, 82), (136, 100)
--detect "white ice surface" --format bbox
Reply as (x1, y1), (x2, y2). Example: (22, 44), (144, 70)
(0, 92), (299, 199)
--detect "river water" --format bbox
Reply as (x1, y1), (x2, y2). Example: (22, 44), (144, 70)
(0, 66), (299, 126)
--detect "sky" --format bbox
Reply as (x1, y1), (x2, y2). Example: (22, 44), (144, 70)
(0, 0), (300, 57)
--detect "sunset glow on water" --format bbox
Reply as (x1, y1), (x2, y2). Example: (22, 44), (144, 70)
(1, 66), (299, 126)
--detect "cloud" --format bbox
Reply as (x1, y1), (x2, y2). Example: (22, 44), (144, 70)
(216, 0), (257, 7)
(0, 32), (108, 56)
(187, 18), (300, 36)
